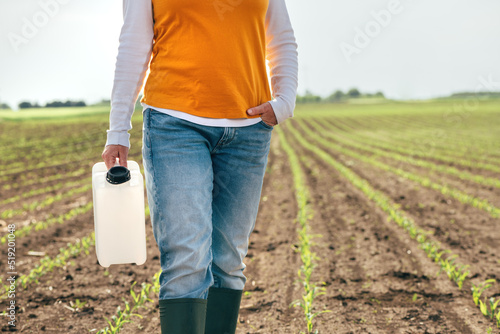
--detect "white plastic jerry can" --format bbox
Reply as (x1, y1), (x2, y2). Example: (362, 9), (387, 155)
(92, 161), (147, 268)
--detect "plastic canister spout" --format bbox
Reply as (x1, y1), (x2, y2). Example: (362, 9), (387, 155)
(106, 166), (131, 185)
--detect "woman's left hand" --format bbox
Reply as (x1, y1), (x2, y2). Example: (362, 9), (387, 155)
(246, 102), (277, 127)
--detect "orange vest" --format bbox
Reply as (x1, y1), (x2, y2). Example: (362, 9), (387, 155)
(142, 0), (272, 119)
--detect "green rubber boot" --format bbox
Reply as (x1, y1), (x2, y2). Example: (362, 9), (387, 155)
(204, 287), (243, 334)
(159, 298), (207, 334)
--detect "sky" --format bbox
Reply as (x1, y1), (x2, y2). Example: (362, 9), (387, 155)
(1, 0), (500, 109)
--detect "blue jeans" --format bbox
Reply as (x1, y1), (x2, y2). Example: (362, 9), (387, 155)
(142, 108), (273, 300)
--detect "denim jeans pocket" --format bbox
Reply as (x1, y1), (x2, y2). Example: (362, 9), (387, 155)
(257, 119), (274, 130)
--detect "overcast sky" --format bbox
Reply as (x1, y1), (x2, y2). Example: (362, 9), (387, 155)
(1, 0), (500, 109)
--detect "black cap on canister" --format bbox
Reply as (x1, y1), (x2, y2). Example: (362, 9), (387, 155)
(106, 166), (131, 185)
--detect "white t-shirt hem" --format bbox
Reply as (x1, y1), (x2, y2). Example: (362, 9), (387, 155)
(141, 103), (262, 127)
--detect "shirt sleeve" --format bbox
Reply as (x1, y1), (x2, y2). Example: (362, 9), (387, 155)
(265, 0), (299, 125)
(105, 0), (154, 148)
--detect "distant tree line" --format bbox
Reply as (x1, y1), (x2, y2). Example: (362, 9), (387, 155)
(448, 92), (500, 99)
(0, 103), (11, 110)
(296, 88), (385, 104)
(18, 100), (87, 109)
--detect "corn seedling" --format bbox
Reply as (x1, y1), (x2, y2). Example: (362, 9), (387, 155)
(479, 297), (500, 320)
(68, 299), (88, 311)
(471, 279), (496, 306)
(98, 302), (140, 334)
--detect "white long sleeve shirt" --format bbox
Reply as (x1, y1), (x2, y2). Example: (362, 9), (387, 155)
(106, 0), (299, 148)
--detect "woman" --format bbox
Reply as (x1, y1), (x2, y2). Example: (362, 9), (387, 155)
(102, 0), (298, 333)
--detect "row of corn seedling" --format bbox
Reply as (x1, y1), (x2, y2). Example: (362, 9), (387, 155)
(0, 176), (91, 206)
(2, 148), (141, 190)
(0, 144), (140, 184)
(0, 139), (103, 168)
(367, 113), (500, 151)
(1, 183), (92, 219)
(0, 232), (95, 298)
(343, 115), (500, 166)
(0, 158), (91, 181)
(1, 167), (87, 190)
(96, 273), (160, 334)
(305, 118), (500, 189)
(325, 115), (499, 168)
(0, 128), (105, 157)
(325, 117), (500, 174)
(0, 201), (93, 244)
(285, 120), (500, 328)
(355, 112), (496, 143)
(276, 126), (330, 334)
(299, 119), (500, 218)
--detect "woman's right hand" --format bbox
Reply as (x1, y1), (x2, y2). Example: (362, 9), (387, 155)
(102, 145), (129, 170)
